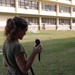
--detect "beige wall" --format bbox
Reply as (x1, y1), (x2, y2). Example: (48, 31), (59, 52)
(0, 15), (14, 31)
(0, 0), (75, 31)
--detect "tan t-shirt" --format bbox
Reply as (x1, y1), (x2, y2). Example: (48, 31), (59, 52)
(3, 40), (25, 71)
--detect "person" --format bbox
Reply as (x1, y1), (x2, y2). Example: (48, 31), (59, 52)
(2, 16), (42, 75)
(42, 23), (45, 30)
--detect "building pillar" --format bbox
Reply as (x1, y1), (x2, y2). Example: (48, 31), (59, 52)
(56, 18), (59, 29)
(70, 5), (73, 30)
(39, 17), (42, 30)
(71, 0), (72, 4)
(70, 5), (73, 17)
(70, 19), (72, 30)
(56, 3), (59, 30)
(38, 0), (41, 15)
(38, 0), (41, 30)
(56, 4), (59, 16)
(15, 0), (18, 13)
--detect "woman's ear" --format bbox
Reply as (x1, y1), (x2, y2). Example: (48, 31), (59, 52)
(15, 28), (21, 35)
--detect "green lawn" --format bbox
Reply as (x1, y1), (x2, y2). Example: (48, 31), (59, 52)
(0, 30), (75, 75)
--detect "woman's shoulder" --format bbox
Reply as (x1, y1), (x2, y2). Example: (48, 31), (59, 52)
(12, 40), (22, 47)
(4, 40), (22, 48)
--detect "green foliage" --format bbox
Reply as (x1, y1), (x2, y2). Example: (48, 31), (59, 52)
(0, 30), (75, 75)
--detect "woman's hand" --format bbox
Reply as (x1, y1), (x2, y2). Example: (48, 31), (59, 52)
(33, 44), (43, 54)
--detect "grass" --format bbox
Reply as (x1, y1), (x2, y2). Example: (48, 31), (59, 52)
(0, 30), (75, 75)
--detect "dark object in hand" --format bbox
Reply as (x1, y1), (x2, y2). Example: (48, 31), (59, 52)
(35, 39), (41, 61)
(35, 39), (40, 46)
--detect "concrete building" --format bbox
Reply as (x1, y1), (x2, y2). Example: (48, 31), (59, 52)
(0, 0), (75, 31)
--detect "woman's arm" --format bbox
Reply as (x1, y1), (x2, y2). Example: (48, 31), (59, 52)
(15, 51), (36, 74)
(15, 44), (42, 74)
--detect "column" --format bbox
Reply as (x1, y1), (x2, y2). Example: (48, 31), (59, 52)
(56, 18), (59, 29)
(56, 4), (59, 16)
(38, 0), (41, 15)
(38, 0), (41, 30)
(70, 19), (72, 30)
(70, 6), (73, 17)
(15, 0), (18, 13)
(39, 17), (42, 30)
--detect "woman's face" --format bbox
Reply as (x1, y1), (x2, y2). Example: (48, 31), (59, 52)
(17, 27), (28, 40)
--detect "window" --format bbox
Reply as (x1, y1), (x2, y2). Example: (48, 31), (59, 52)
(59, 5), (70, 13)
(25, 0), (29, 7)
(18, 0), (38, 10)
(10, 0), (15, 7)
(2, 0), (6, 6)
(23, 17), (39, 25)
(0, 0), (15, 7)
(59, 19), (70, 25)
(42, 18), (56, 25)
(42, 2), (56, 12)
(28, 17), (39, 25)
(0, 0), (2, 5)
(72, 19), (75, 23)
(73, 7), (75, 12)
(20, 0), (25, 8)
(18, 0), (21, 7)
(42, 3), (45, 11)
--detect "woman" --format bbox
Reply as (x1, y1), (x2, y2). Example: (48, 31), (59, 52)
(3, 16), (42, 75)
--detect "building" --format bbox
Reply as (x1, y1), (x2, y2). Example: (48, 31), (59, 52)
(0, 0), (75, 31)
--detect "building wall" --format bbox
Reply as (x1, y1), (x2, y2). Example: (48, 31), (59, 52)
(0, 14), (15, 31)
(0, 0), (75, 31)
